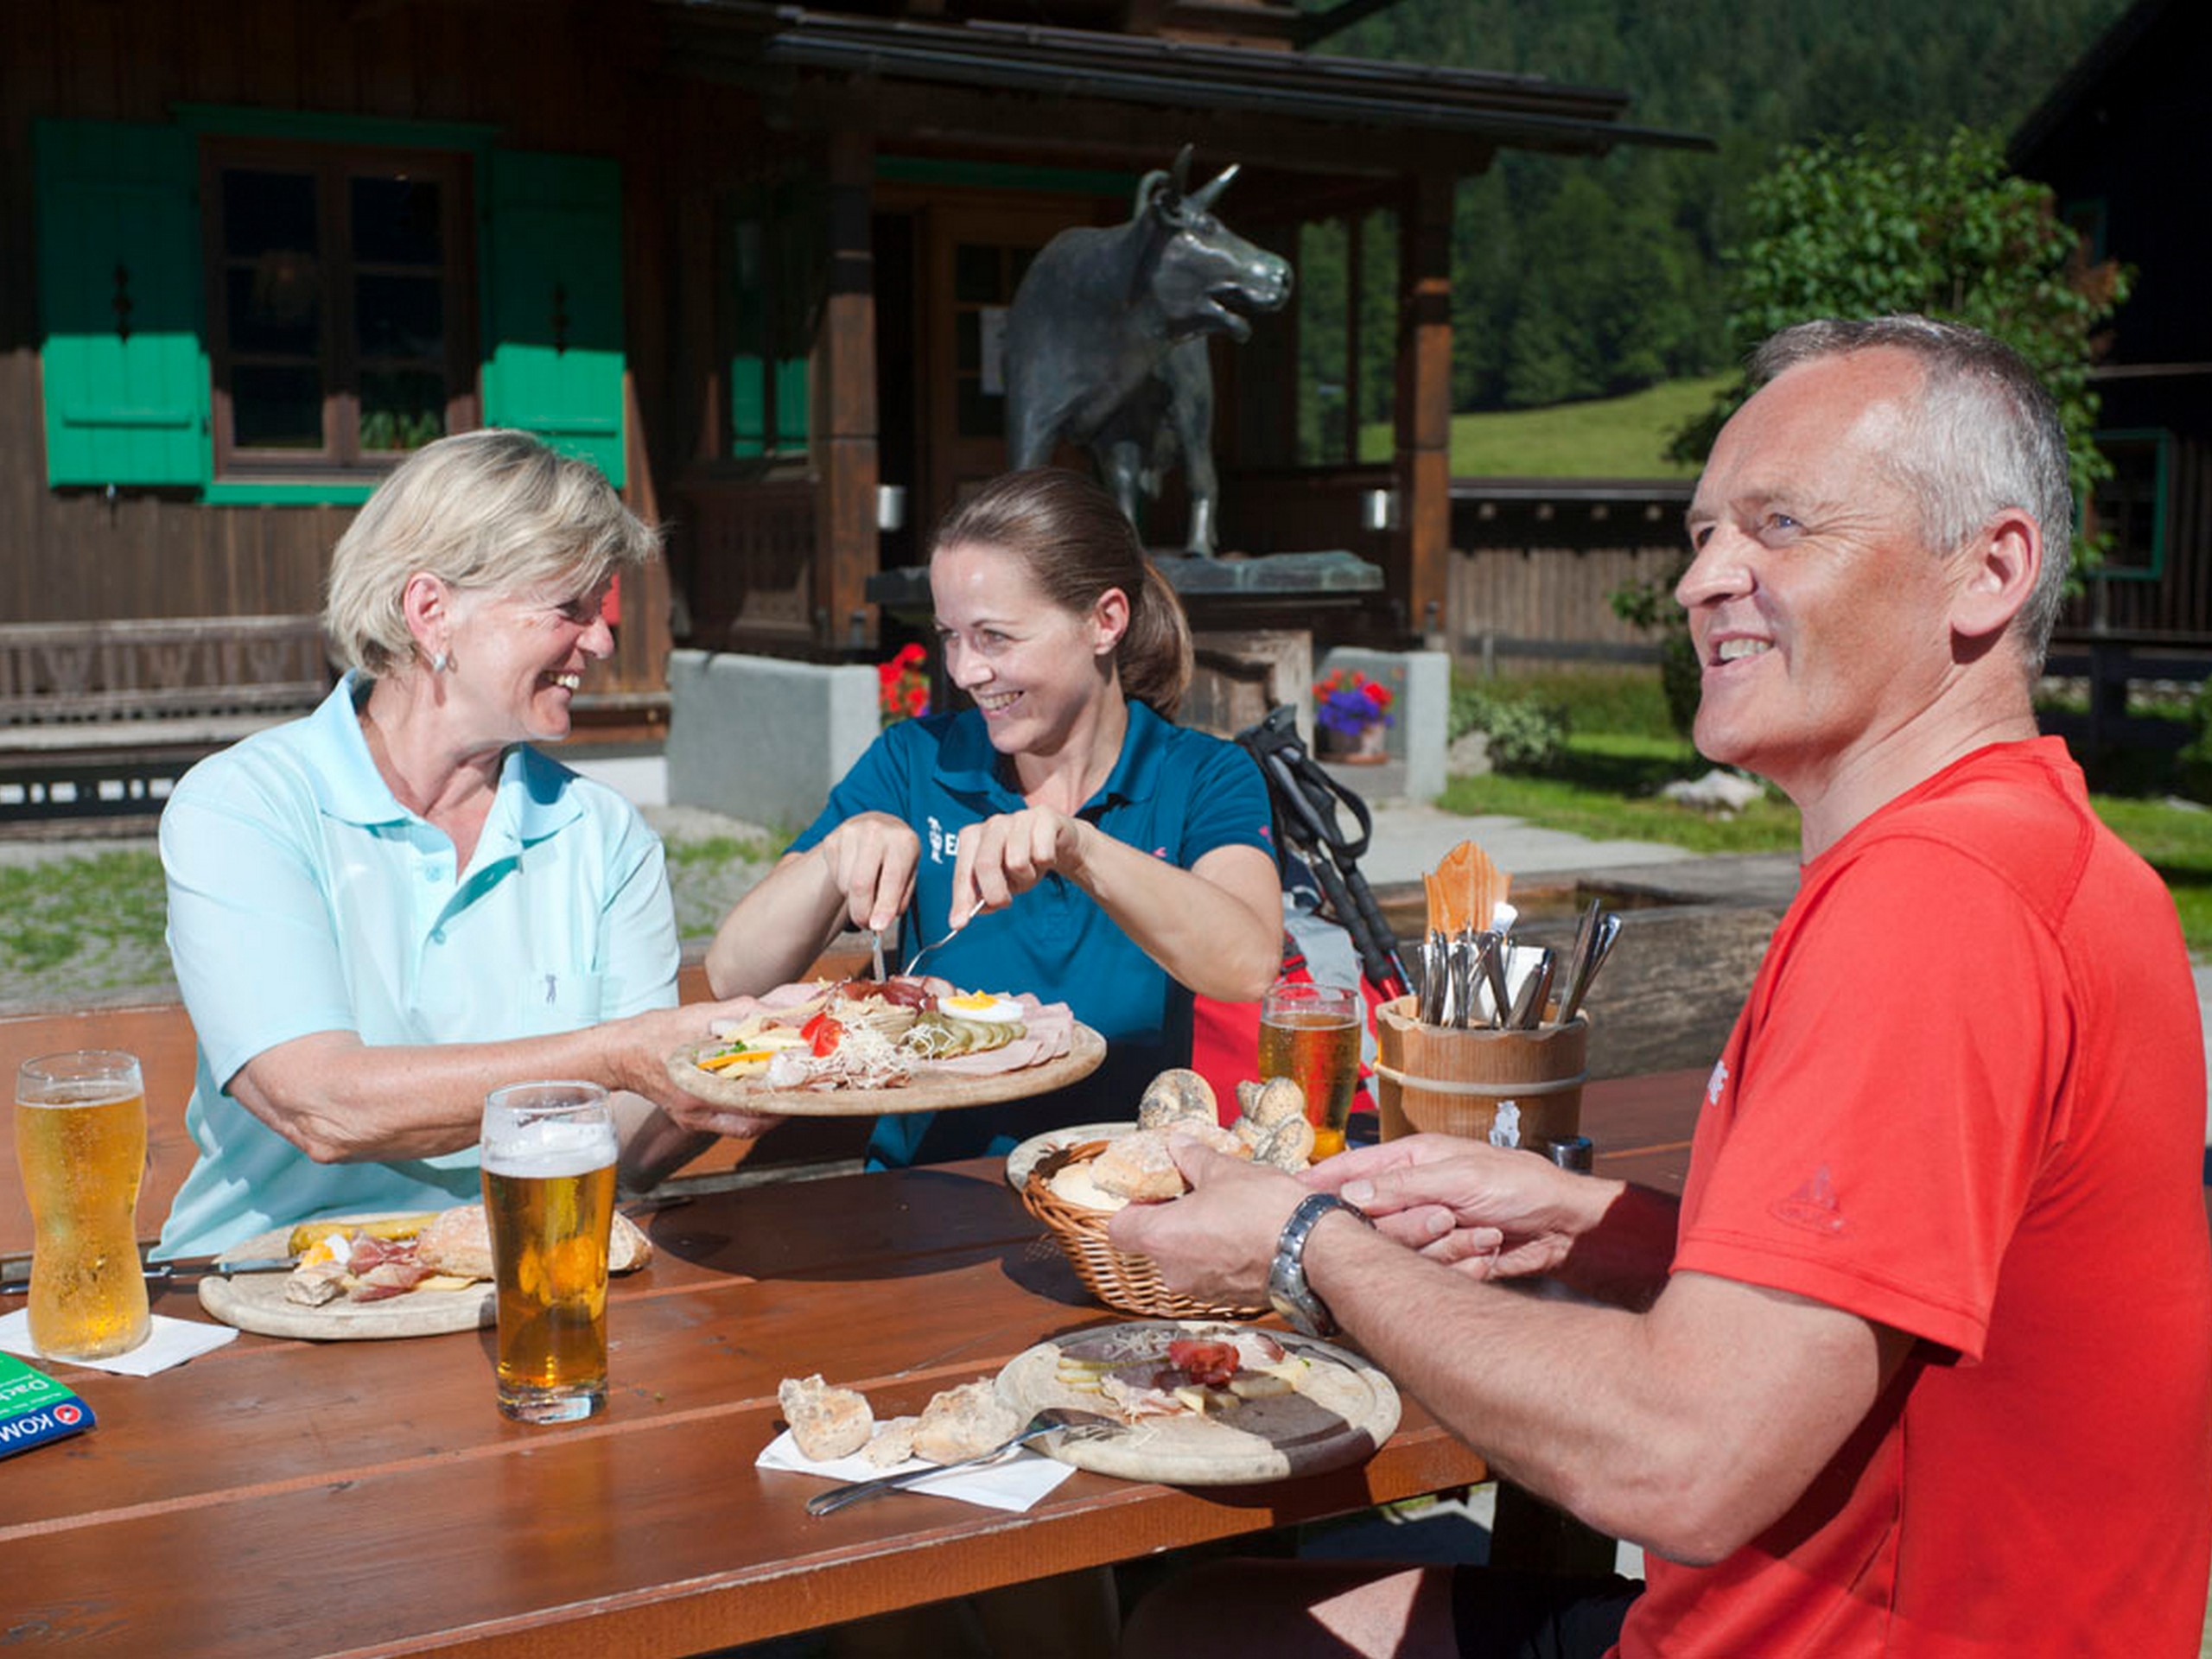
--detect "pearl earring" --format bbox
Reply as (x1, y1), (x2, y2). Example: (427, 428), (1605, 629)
(430, 651), (451, 673)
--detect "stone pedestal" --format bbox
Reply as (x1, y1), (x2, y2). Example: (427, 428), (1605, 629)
(1318, 645), (1451, 804)
(664, 650), (880, 830)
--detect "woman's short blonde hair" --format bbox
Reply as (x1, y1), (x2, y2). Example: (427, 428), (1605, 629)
(323, 429), (659, 677)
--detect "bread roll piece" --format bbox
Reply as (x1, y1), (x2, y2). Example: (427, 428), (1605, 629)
(864, 1416), (919, 1467)
(1237, 1077), (1306, 1128)
(415, 1204), (652, 1280)
(1254, 1115), (1317, 1172)
(779, 1374), (875, 1461)
(1047, 1159), (1127, 1212)
(912, 1380), (1027, 1465)
(1137, 1068), (1217, 1131)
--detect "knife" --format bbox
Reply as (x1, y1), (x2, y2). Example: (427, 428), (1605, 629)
(208, 1255), (299, 1275)
(1, 1255), (295, 1288)
(868, 926), (887, 982)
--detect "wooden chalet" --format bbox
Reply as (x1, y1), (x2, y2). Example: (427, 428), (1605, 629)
(3, 0), (1701, 810)
(2011, 0), (2212, 721)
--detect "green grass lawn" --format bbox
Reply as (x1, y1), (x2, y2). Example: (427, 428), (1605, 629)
(5, 670), (2210, 993)
(1361, 375), (1732, 477)
(1455, 669), (2212, 955)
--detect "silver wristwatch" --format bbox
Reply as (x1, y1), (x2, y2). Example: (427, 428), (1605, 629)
(1268, 1192), (1373, 1338)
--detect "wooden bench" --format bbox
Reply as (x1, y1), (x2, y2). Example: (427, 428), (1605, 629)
(0, 616), (331, 830)
(0, 944), (871, 1267)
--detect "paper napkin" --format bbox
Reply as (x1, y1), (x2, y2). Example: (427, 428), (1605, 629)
(757, 1427), (1078, 1513)
(0, 1310), (238, 1376)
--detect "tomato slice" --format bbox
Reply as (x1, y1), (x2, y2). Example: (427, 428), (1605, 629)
(800, 1011), (843, 1057)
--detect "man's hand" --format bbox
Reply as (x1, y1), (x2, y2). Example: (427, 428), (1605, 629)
(1105, 1138), (1308, 1305)
(1304, 1135), (1614, 1280)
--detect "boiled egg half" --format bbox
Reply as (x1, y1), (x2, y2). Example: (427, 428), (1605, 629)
(938, 990), (1025, 1025)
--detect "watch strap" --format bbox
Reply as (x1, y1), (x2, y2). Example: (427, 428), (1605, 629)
(1268, 1191), (1373, 1338)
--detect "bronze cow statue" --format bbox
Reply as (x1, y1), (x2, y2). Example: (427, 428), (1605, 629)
(1003, 149), (1292, 556)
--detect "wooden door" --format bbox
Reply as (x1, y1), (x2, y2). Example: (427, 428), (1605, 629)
(911, 197), (1103, 532)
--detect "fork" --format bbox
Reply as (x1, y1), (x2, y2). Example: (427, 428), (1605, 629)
(804, 1408), (1116, 1516)
(899, 906), (975, 977)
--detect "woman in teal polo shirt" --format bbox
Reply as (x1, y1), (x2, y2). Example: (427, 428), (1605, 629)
(705, 468), (1283, 1167)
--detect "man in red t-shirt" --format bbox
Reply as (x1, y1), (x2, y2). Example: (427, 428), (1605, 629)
(1112, 316), (2212, 1656)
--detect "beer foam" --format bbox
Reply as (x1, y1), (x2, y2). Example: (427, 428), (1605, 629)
(482, 1117), (616, 1179)
(16, 1084), (139, 1109)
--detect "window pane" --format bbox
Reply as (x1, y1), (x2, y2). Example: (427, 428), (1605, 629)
(226, 264), (321, 355)
(231, 364), (324, 448)
(223, 170), (317, 259)
(954, 243), (1001, 304)
(355, 273), (445, 360)
(350, 175), (444, 265)
(956, 309), (981, 374)
(2091, 439), (2162, 572)
(359, 369), (448, 453)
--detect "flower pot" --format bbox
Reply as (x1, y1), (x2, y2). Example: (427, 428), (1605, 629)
(1317, 721), (1388, 763)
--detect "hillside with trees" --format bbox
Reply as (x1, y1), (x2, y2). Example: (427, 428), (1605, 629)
(1290, 0), (2134, 449)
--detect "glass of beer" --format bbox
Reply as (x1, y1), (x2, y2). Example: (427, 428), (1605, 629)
(14, 1050), (151, 1360)
(480, 1081), (620, 1425)
(1257, 980), (1362, 1160)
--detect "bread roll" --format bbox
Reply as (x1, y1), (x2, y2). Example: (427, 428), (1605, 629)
(415, 1203), (652, 1280)
(779, 1374), (875, 1460)
(1137, 1069), (1217, 1130)
(1092, 1123), (1251, 1203)
(912, 1380), (1026, 1464)
(1090, 1128), (1186, 1203)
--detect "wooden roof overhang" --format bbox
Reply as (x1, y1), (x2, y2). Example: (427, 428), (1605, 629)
(656, 1), (1709, 181)
(650, 0), (1710, 653)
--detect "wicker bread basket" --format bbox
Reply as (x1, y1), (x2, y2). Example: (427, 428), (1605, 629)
(1020, 1141), (1267, 1321)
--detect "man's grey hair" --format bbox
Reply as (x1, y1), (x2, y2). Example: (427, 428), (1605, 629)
(1750, 315), (2074, 668)
(324, 429), (658, 677)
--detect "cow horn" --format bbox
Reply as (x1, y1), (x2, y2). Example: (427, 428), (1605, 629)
(1169, 144), (1195, 198)
(1187, 162), (1240, 213)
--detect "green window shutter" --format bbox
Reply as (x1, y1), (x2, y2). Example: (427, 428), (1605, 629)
(774, 355), (810, 450)
(482, 149), (626, 486)
(35, 119), (209, 487)
(729, 211), (767, 457)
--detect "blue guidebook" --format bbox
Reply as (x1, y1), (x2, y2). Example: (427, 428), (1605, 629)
(0, 1351), (97, 1460)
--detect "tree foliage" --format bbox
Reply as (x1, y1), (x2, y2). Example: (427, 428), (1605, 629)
(1669, 126), (2133, 536)
(1286, 0), (2133, 443)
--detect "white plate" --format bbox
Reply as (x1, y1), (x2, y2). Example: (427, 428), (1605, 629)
(1003, 1121), (1135, 1190)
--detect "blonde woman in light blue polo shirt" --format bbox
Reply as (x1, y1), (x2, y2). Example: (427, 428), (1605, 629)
(156, 432), (778, 1261)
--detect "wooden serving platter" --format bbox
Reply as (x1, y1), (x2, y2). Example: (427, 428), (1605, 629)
(197, 1217), (493, 1341)
(995, 1320), (1400, 1485)
(665, 1022), (1107, 1117)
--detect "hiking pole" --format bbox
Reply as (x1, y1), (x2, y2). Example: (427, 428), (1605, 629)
(1236, 707), (1410, 1001)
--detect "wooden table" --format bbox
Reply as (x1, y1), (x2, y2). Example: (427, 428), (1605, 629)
(0, 1071), (1706, 1657)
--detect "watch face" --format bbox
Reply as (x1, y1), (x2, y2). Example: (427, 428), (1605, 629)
(1268, 1262), (1331, 1338)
